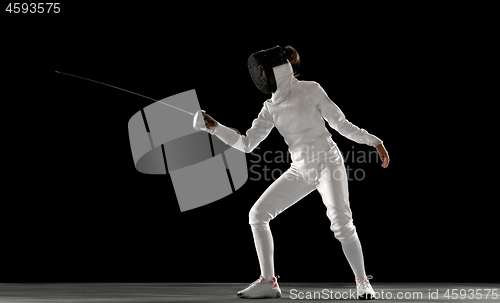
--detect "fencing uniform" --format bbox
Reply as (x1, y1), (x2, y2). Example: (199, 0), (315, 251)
(196, 56), (381, 299)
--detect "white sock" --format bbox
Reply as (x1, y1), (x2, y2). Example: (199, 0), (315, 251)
(252, 229), (275, 281)
(341, 237), (366, 281)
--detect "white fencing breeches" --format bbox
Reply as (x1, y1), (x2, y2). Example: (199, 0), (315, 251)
(248, 146), (358, 244)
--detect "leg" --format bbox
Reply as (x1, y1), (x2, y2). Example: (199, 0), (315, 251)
(252, 229), (274, 281)
(315, 158), (367, 281)
(237, 165), (315, 298)
(341, 237), (366, 281)
(249, 165), (315, 281)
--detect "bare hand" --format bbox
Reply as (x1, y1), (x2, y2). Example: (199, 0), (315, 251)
(203, 113), (218, 129)
(376, 143), (389, 168)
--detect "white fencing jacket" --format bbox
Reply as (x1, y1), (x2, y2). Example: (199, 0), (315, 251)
(213, 62), (382, 163)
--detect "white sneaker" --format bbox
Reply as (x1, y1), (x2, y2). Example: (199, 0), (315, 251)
(356, 275), (375, 300)
(237, 275), (282, 299)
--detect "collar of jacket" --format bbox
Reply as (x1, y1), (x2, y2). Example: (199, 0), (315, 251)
(271, 62), (296, 104)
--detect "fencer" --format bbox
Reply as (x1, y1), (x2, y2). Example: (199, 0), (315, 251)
(194, 45), (389, 300)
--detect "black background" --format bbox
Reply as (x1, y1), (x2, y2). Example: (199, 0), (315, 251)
(1, 3), (496, 283)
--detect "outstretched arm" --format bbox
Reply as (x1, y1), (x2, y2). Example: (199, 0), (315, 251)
(197, 105), (275, 153)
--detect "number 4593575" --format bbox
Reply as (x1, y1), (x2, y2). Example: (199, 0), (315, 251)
(443, 289), (498, 300)
(6, 3), (60, 13)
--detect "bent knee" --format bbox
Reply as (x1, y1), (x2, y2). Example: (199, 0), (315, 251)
(248, 205), (272, 228)
(249, 206), (270, 231)
(331, 220), (358, 244)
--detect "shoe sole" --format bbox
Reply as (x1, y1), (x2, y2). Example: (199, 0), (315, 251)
(237, 292), (282, 299)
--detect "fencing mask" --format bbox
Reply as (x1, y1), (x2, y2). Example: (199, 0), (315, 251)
(247, 45), (288, 94)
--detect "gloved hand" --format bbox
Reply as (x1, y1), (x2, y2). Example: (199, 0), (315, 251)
(193, 110), (218, 133)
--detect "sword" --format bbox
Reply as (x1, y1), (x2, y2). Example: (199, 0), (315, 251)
(55, 71), (195, 116)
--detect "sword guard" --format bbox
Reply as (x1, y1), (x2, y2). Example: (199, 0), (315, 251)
(193, 110), (208, 131)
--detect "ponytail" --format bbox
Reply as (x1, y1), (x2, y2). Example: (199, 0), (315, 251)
(283, 45), (300, 64)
